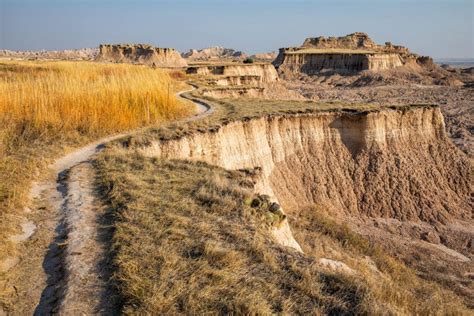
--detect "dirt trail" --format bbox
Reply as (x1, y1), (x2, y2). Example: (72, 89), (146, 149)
(2, 86), (211, 315)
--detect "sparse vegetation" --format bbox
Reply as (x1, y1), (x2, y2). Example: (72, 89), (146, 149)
(0, 60), (190, 258)
(243, 58), (254, 64)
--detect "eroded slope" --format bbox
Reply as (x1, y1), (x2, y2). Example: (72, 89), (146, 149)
(108, 90), (472, 310)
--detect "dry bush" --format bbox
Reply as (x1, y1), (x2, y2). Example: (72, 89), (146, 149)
(0, 60), (190, 258)
(167, 69), (187, 80)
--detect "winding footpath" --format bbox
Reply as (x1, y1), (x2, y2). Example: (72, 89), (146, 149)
(2, 86), (211, 315)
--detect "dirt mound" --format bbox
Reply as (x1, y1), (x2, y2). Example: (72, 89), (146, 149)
(182, 46), (247, 60)
(96, 44), (187, 68)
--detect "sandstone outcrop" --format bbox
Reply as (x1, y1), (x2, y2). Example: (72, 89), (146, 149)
(274, 32), (433, 75)
(96, 44), (187, 68)
(182, 46), (247, 60)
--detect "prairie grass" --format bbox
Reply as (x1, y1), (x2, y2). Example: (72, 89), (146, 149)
(0, 61), (190, 258)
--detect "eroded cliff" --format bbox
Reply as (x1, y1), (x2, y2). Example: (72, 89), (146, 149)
(139, 105), (471, 224)
(124, 101), (472, 306)
(274, 32), (432, 75)
(96, 44), (187, 68)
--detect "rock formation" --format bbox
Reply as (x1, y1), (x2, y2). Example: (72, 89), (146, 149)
(182, 46), (247, 60)
(139, 105), (471, 224)
(0, 48), (98, 60)
(96, 44), (187, 68)
(187, 63), (279, 83)
(273, 32), (433, 75)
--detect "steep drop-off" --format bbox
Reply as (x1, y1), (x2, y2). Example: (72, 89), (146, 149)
(139, 105), (471, 224)
(96, 44), (187, 68)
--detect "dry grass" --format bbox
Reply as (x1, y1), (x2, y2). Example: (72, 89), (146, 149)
(290, 206), (469, 314)
(94, 150), (469, 314)
(0, 60), (190, 258)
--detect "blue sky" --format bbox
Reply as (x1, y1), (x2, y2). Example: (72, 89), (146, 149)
(1, 0), (473, 58)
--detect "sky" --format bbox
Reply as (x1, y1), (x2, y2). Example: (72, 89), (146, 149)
(1, 0), (473, 58)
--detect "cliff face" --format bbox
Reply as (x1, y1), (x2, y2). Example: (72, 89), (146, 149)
(275, 52), (403, 74)
(187, 64), (278, 83)
(274, 33), (431, 75)
(96, 44), (187, 68)
(133, 104), (472, 297)
(139, 106), (471, 224)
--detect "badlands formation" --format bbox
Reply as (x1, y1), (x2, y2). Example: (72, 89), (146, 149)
(95, 43), (187, 67)
(135, 93), (473, 308)
(278, 33), (474, 157)
(120, 35), (473, 308)
(273, 32), (432, 75)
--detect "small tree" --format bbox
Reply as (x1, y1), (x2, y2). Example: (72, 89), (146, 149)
(243, 58), (254, 64)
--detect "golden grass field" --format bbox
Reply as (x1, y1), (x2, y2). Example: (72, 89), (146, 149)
(0, 60), (190, 258)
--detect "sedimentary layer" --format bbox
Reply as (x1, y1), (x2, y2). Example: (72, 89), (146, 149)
(274, 32), (433, 75)
(274, 52), (404, 74)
